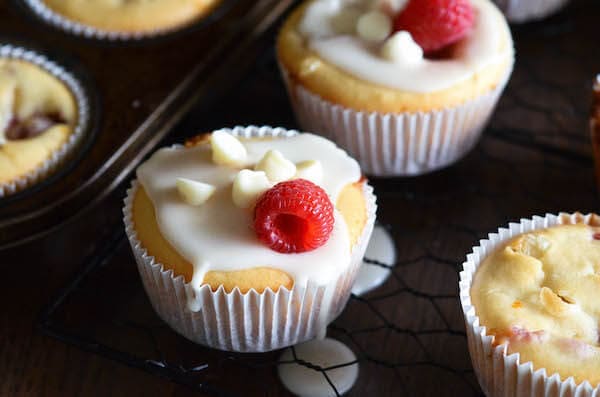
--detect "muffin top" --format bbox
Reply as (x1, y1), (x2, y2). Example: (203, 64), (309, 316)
(0, 59), (77, 183)
(295, 0), (513, 93)
(136, 131), (367, 292)
(40, 0), (221, 34)
(471, 224), (600, 385)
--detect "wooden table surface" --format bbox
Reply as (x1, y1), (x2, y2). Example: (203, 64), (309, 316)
(1, 0), (600, 396)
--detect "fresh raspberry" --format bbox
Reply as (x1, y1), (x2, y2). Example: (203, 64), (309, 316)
(254, 179), (334, 253)
(393, 0), (475, 54)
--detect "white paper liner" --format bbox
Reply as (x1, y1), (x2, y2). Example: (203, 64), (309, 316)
(23, 0), (218, 41)
(0, 44), (91, 198)
(459, 213), (600, 397)
(279, 64), (513, 177)
(123, 126), (377, 352)
(493, 0), (570, 23)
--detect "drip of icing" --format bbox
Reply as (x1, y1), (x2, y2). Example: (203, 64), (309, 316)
(298, 0), (513, 93)
(352, 225), (395, 296)
(136, 133), (362, 306)
(278, 338), (359, 397)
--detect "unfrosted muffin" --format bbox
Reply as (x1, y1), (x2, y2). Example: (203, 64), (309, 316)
(472, 224), (600, 385)
(277, 0), (514, 176)
(461, 213), (600, 397)
(37, 0), (222, 35)
(124, 126), (376, 352)
(0, 58), (77, 191)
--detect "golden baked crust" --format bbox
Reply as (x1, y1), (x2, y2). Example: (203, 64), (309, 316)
(42, 0), (222, 33)
(471, 224), (600, 385)
(0, 59), (77, 184)
(132, 136), (369, 294)
(277, 0), (514, 113)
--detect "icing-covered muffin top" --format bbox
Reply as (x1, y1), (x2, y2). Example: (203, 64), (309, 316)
(136, 131), (367, 292)
(297, 0), (513, 92)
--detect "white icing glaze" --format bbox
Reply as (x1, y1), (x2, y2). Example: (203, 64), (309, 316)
(352, 225), (395, 295)
(298, 0), (513, 93)
(136, 133), (362, 295)
(278, 338), (359, 397)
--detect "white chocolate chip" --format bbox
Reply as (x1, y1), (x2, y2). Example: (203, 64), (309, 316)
(232, 169), (272, 209)
(176, 178), (216, 206)
(295, 160), (323, 185)
(210, 131), (248, 167)
(255, 150), (297, 183)
(356, 11), (392, 42)
(330, 7), (362, 35)
(376, 0), (409, 15)
(381, 31), (424, 65)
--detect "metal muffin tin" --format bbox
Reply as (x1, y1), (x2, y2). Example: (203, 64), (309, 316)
(0, 0), (296, 249)
(0, 43), (94, 198)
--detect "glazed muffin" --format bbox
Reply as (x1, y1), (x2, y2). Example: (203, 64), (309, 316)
(461, 213), (600, 397)
(0, 58), (77, 190)
(124, 126), (376, 352)
(277, 0), (514, 176)
(37, 0), (222, 35)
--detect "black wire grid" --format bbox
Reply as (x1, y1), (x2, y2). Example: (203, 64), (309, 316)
(38, 1), (600, 396)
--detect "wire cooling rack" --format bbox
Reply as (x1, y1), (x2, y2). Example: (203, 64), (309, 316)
(38, 0), (600, 395)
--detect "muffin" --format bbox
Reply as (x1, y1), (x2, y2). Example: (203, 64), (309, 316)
(124, 126), (376, 352)
(277, 0), (514, 176)
(0, 56), (79, 196)
(493, 0), (569, 23)
(26, 0), (222, 38)
(460, 213), (600, 397)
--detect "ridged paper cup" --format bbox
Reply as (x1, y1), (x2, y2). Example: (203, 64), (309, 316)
(460, 213), (600, 397)
(0, 44), (91, 198)
(493, 0), (570, 23)
(279, 65), (512, 177)
(123, 126), (377, 353)
(22, 0), (224, 41)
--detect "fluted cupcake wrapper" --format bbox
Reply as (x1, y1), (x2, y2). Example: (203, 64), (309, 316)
(493, 0), (570, 23)
(123, 125), (377, 353)
(459, 213), (600, 397)
(0, 44), (91, 198)
(279, 65), (512, 177)
(23, 0), (187, 41)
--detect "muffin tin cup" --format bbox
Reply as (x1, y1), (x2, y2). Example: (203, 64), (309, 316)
(279, 64), (513, 177)
(0, 44), (91, 198)
(123, 126), (377, 353)
(493, 0), (570, 23)
(459, 212), (600, 397)
(21, 0), (226, 41)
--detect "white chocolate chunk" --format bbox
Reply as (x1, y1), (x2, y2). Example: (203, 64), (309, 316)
(376, 0), (409, 15)
(295, 160), (323, 185)
(176, 178), (216, 206)
(356, 11), (392, 42)
(512, 234), (552, 259)
(381, 31), (424, 65)
(232, 169), (271, 209)
(255, 150), (297, 183)
(210, 131), (247, 167)
(330, 7), (362, 35)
